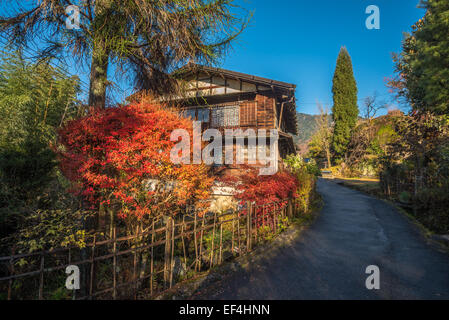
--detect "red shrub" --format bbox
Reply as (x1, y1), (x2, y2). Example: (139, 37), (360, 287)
(234, 170), (298, 205)
(219, 166), (298, 225)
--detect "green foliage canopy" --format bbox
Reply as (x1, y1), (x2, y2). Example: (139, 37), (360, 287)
(0, 49), (80, 238)
(389, 0), (449, 114)
(0, 50), (80, 149)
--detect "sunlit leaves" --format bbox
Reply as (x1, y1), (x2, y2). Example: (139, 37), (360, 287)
(388, 0), (449, 114)
(58, 102), (213, 221)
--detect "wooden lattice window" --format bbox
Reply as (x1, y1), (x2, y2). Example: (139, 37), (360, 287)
(211, 105), (239, 128)
(239, 102), (257, 127)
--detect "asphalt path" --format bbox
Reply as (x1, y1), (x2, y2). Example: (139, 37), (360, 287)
(196, 179), (449, 299)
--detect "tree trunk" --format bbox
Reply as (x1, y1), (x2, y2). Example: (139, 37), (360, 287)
(326, 148), (332, 169)
(88, 47), (109, 110)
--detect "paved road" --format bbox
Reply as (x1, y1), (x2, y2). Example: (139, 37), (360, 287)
(196, 179), (449, 300)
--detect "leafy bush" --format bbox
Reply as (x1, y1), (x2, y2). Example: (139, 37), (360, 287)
(414, 186), (449, 234)
(218, 165), (298, 228)
(14, 209), (95, 253)
(222, 167), (298, 206)
(284, 154), (321, 177)
(399, 191), (412, 204)
(284, 154), (319, 213)
(0, 49), (81, 239)
(379, 114), (449, 233)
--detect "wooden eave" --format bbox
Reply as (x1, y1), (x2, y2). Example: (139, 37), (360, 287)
(175, 64), (297, 92)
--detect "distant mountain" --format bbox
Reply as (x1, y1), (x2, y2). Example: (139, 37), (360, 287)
(292, 112), (333, 155)
(294, 113), (320, 144)
(292, 111), (402, 155)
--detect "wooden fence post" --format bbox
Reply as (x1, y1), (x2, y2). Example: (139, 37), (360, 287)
(210, 212), (217, 267)
(69, 249), (76, 300)
(89, 235), (96, 299)
(8, 248), (15, 300)
(112, 227), (117, 300)
(219, 224), (223, 264)
(247, 202), (252, 252)
(198, 215), (205, 271)
(133, 226), (138, 299)
(287, 199), (293, 218)
(38, 252), (44, 300)
(231, 217), (235, 255)
(194, 214), (198, 271)
(181, 216), (187, 267)
(237, 213), (241, 255)
(150, 221), (155, 296)
(164, 217), (172, 289)
(169, 218), (175, 288)
(254, 205), (258, 245)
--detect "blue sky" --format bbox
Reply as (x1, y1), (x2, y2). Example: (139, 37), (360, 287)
(0, 1), (426, 115)
(219, 0), (425, 114)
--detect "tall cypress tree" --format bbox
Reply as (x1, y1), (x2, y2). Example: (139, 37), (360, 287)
(331, 47), (359, 161)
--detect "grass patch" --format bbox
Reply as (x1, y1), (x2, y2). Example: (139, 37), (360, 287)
(333, 177), (382, 197)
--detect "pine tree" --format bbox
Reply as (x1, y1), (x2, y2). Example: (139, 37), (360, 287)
(331, 47), (358, 161)
(1, 1), (249, 110)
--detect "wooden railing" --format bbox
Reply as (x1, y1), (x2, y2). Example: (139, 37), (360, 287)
(0, 199), (300, 300)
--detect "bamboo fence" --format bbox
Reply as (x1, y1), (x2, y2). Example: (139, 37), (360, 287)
(0, 199), (301, 300)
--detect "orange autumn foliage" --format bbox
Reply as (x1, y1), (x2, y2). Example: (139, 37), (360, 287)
(57, 102), (213, 220)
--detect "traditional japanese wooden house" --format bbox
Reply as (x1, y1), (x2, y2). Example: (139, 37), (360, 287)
(130, 64), (298, 175)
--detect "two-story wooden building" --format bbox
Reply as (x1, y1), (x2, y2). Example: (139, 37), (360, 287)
(130, 64), (298, 175)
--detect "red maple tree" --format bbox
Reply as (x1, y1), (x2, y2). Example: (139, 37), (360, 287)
(57, 102), (213, 221)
